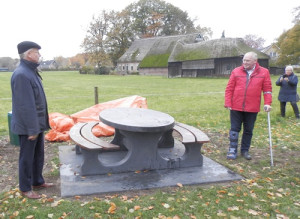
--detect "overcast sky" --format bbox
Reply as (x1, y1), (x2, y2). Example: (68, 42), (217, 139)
(1, 0), (298, 60)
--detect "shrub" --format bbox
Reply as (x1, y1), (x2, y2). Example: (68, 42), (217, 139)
(95, 66), (111, 75)
(80, 66), (94, 74)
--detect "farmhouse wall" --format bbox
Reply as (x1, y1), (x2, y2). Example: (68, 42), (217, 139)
(139, 68), (168, 76)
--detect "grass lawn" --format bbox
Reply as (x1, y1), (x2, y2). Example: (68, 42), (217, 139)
(0, 71), (299, 218)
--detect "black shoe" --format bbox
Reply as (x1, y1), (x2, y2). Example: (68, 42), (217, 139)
(241, 151), (252, 160)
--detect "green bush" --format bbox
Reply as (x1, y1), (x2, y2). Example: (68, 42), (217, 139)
(95, 66), (111, 75)
(79, 66), (95, 74)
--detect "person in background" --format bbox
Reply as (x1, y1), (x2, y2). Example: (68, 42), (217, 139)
(11, 41), (54, 199)
(224, 52), (272, 160)
(276, 65), (299, 119)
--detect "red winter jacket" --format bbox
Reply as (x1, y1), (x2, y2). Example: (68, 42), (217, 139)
(225, 63), (272, 112)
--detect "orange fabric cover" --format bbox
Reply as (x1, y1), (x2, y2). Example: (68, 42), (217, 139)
(45, 95), (147, 142)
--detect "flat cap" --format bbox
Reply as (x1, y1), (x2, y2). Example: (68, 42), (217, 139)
(17, 41), (41, 54)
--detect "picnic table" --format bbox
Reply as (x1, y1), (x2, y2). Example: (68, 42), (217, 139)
(70, 107), (209, 175)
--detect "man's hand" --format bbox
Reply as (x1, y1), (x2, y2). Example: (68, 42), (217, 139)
(28, 135), (38, 141)
(264, 105), (272, 112)
(224, 106), (232, 110)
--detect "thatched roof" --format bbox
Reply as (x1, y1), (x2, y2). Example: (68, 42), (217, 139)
(168, 38), (269, 62)
(118, 37), (157, 63)
(118, 33), (201, 65)
(139, 34), (199, 67)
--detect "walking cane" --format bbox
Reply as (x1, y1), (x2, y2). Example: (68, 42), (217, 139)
(267, 111), (274, 166)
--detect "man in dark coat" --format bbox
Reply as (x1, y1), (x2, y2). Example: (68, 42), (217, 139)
(276, 65), (299, 119)
(11, 41), (53, 199)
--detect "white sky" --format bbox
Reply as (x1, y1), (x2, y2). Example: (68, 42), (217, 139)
(1, 0), (298, 60)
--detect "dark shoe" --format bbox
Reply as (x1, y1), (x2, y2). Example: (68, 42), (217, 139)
(21, 191), (41, 199)
(241, 151), (252, 160)
(32, 182), (54, 190)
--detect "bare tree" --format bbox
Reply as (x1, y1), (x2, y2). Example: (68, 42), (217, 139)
(243, 34), (265, 50)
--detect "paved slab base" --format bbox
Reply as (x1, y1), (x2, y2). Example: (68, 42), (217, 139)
(59, 143), (243, 197)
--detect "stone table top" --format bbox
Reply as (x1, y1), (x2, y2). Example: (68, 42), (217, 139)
(99, 107), (175, 132)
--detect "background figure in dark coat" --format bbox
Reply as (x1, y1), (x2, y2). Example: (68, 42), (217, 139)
(11, 41), (53, 199)
(276, 65), (299, 119)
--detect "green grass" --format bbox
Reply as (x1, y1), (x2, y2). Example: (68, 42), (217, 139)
(0, 71), (299, 218)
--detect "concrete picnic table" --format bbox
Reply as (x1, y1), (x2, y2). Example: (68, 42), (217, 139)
(99, 107), (175, 172)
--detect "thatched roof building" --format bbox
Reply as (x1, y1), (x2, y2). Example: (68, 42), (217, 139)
(168, 38), (269, 77)
(117, 33), (202, 75)
(117, 35), (269, 77)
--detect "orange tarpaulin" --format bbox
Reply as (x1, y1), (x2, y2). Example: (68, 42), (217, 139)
(45, 95), (147, 142)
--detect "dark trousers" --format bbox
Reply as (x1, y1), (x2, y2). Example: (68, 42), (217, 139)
(18, 132), (45, 192)
(230, 110), (258, 152)
(280, 102), (300, 118)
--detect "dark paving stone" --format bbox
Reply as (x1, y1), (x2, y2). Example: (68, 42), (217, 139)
(59, 144), (243, 197)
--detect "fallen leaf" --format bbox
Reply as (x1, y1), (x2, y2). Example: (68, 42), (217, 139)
(94, 213), (101, 218)
(217, 190), (227, 194)
(162, 203), (170, 208)
(121, 195), (128, 201)
(227, 206), (239, 211)
(248, 209), (259, 215)
(276, 214), (289, 219)
(277, 188), (284, 193)
(177, 183), (183, 187)
(108, 202), (117, 214)
(51, 201), (59, 207)
(276, 193), (283, 197)
(265, 177), (273, 182)
(134, 206), (141, 210)
(217, 212), (226, 216)
(47, 198), (54, 203)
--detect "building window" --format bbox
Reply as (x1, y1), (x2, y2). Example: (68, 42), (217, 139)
(270, 52), (277, 57)
(131, 66), (133, 71)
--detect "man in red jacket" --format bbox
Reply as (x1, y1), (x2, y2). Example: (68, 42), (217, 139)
(224, 52), (272, 160)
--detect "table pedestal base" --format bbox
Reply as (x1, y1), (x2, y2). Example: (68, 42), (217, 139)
(80, 130), (186, 175)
